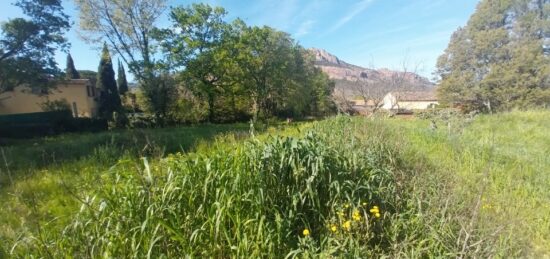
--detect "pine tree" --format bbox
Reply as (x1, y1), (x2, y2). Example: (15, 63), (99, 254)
(436, 0), (550, 112)
(97, 43), (122, 119)
(65, 53), (80, 79)
(117, 60), (129, 95)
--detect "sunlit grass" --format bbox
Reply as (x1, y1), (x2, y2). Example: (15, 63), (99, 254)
(1, 111), (549, 257)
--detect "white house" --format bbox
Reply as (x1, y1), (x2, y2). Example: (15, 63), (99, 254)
(382, 90), (439, 110)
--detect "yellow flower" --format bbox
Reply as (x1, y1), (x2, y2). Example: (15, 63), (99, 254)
(362, 202), (367, 206)
(302, 228), (310, 236)
(352, 210), (362, 221)
(344, 203), (350, 209)
(375, 212), (381, 218)
(330, 224), (338, 232)
(369, 206), (380, 214)
(342, 220), (351, 231)
(337, 211), (344, 217)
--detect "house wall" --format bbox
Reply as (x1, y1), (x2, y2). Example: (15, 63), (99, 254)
(0, 80), (98, 118)
(382, 94), (397, 110)
(398, 101), (439, 110)
(381, 93), (439, 110)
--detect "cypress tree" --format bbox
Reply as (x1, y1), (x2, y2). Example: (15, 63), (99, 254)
(97, 43), (122, 119)
(117, 60), (129, 95)
(65, 53), (80, 79)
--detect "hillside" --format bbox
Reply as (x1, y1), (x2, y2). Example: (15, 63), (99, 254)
(310, 48), (434, 95)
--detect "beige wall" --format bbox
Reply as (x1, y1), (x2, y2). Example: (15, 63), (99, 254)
(0, 79), (98, 118)
(398, 101), (439, 110)
(382, 93), (438, 110)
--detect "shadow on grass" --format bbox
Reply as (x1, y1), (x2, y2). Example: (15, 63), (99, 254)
(0, 123), (256, 186)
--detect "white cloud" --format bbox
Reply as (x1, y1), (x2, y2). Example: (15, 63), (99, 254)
(294, 20), (316, 37)
(328, 0), (375, 33)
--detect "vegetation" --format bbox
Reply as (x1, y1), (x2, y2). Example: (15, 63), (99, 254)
(74, 0), (169, 122)
(70, 2), (334, 124)
(1, 0), (550, 257)
(436, 0), (550, 112)
(117, 60), (128, 95)
(0, 0), (70, 93)
(1, 111), (549, 257)
(65, 54), (80, 80)
(97, 44), (122, 120)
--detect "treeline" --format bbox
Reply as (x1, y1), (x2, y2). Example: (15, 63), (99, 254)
(436, 0), (550, 112)
(154, 5), (335, 123)
(0, 0), (335, 126)
(75, 2), (335, 125)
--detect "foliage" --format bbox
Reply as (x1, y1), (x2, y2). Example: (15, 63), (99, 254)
(40, 98), (71, 112)
(158, 3), (233, 122)
(138, 73), (178, 126)
(436, 0), (550, 112)
(97, 44), (122, 120)
(65, 54), (80, 79)
(0, 0), (70, 93)
(156, 4), (335, 122)
(2, 112), (550, 256)
(74, 0), (168, 120)
(117, 60), (128, 95)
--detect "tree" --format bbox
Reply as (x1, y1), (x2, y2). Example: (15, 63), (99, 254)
(158, 3), (234, 122)
(74, 0), (170, 120)
(117, 60), (128, 95)
(65, 53), (80, 79)
(0, 0), (70, 93)
(436, 0), (550, 112)
(97, 44), (121, 119)
(236, 26), (297, 120)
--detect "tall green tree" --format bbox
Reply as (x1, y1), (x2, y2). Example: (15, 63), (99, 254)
(74, 0), (171, 122)
(0, 0), (70, 92)
(117, 60), (128, 95)
(65, 53), (80, 79)
(97, 44), (121, 119)
(236, 26), (297, 120)
(158, 3), (234, 122)
(436, 0), (550, 112)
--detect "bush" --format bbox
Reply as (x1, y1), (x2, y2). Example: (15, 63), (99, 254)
(0, 111), (107, 138)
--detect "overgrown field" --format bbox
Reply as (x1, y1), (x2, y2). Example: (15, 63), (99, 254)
(1, 111), (549, 257)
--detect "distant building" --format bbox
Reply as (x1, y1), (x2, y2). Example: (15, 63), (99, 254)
(0, 79), (99, 118)
(382, 90), (439, 110)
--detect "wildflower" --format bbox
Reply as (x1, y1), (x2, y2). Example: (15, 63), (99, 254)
(337, 211), (345, 217)
(352, 210), (362, 221)
(362, 202), (367, 206)
(342, 220), (351, 231)
(369, 206), (380, 214)
(375, 212), (381, 218)
(303, 228), (310, 236)
(344, 203), (350, 209)
(330, 224), (338, 232)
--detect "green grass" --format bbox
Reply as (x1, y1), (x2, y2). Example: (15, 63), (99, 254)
(1, 111), (549, 257)
(387, 110), (550, 257)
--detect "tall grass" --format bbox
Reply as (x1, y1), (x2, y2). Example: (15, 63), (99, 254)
(6, 117), (461, 257)
(3, 111), (549, 257)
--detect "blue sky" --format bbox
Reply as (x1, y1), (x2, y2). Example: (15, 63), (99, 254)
(0, 0), (479, 80)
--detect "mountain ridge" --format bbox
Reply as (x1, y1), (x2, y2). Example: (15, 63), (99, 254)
(309, 48), (434, 93)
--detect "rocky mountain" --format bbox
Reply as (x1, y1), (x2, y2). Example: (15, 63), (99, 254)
(310, 48), (434, 94)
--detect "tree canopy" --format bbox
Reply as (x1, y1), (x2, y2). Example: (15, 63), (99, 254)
(436, 0), (550, 112)
(65, 53), (80, 79)
(0, 0), (70, 93)
(117, 60), (128, 95)
(97, 44), (121, 119)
